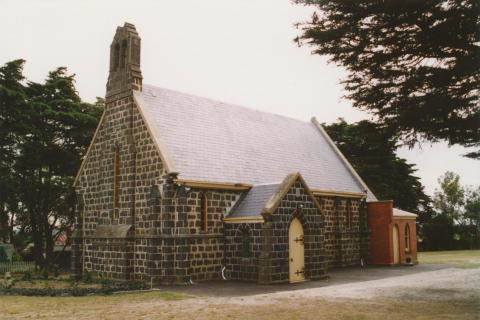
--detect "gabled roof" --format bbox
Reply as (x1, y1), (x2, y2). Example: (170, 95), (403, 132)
(226, 172), (321, 221)
(393, 208), (417, 219)
(134, 85), (376, 199)
(227, 183), (281, 219)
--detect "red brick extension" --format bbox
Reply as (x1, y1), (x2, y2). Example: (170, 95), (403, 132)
(367, 201), (418, 265)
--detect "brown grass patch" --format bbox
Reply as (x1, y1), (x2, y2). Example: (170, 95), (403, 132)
(1, 292), (478, 320)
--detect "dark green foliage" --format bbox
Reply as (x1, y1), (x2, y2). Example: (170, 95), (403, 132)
(0, 280), (148, 297)
(324, 119), (430, 213)
(295, 1), (480, 156)
(324, 119), (437, 248)
(0, 60), (103, 267)
(0, 245), (13, 262)
(0, 60), (28, 244)
(52, 264), (60, 278)
(423, 171), (480, 249)
(465, 188), (480, 231)
(82, 271), (93, 284)
(422, 214), (455, 250)
(0, 248), (7, 263)
(21, 271), (32, 281)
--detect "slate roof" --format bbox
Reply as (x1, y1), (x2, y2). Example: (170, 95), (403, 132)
(228, 183), (281, 218)
(393, 208), (417, 218)
(134, 84), (375, 198)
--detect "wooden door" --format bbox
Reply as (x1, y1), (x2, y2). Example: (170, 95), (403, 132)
(289, 218), (305, 282)
(392, 225), (400, 264)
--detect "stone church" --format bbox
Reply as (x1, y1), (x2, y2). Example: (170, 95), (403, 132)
(72, 23), (417, 285)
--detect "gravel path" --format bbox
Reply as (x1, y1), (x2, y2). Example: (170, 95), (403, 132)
(209, 267), (480, 305)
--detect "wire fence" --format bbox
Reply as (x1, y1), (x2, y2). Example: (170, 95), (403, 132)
(0, 261), (36, 274)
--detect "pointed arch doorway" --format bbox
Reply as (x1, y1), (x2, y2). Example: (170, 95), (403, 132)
(289, 218), (305, 282)
(392, 225), (400, 264)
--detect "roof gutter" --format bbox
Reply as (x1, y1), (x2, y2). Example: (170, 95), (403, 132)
(223, 216), (264, 224)
(311, 189), (365, 198)
(176, 179), (252, 191)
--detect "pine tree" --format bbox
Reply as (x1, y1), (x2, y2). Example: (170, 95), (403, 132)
(0, 60), (102, 267)
(296, 1), (480, 157)
(324, 119), (431, 213)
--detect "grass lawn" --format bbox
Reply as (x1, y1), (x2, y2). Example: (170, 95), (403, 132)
(0, 292), (477, 320)
(418, 250), (480, 268)
(1, 250), (479, 320)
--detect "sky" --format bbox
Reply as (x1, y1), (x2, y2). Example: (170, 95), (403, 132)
(1, 0), (478, 197)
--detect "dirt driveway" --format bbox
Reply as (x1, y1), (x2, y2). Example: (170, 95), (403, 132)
(168, 263), (479, 302)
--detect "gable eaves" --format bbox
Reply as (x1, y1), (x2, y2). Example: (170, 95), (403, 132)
(133, 90), (177, 174)
(73, 110), (106, 186)
(310, 117), (376, 200)
(261, 172), (322, 216)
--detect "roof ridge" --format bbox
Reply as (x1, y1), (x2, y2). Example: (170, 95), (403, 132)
(251, 182), (282, 186)
(142, 83), (311, 125)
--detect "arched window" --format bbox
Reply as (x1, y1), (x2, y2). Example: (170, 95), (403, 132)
(113, 146), (120, 218)
(200, 193), (208, 232)
(113, 42), (120, 70)
(404, 224), (411, 252)
(241, 228), (252, 258)
(120, 40), (127, 68)
(346, 200), (352, 229)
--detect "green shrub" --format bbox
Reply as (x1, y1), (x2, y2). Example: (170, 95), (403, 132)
(68, 274), (77, 285)
(52, 264), (60, 278)
(0, 248), (7, 263)
(21, 271), (32, 281)
(82, 271), (93, 283)
(0, 279), (149, 296)
(100, 278), (113, 289)
(12, 252), (22, 262)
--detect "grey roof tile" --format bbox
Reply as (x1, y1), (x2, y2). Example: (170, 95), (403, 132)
(393, 208), (417, 218)
(136, 84), (370, 196)
(228, 183), (281, 218)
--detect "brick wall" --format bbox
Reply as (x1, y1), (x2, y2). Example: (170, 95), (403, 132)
(142, 187), (241, 284)
(367, 201), (417, 265)
(393, 218), (418, 265)
(315, 195), (369, 269)
(367, 201), (393, 265)
(83, 237), (133, 279)
(224, 223), (263, 281)
(185, 190), (240, 281)
(73, 92), (165, 280)
(256, 179), (327, 284)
